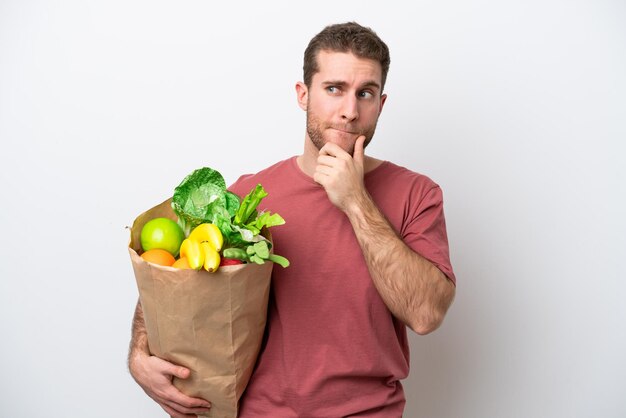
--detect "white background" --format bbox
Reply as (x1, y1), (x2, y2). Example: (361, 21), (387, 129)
(1, 1), (624, 417)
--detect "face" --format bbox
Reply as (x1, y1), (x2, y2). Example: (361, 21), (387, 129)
(297, 50), (387, 156)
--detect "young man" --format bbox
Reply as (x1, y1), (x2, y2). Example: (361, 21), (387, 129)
(129, 22), (456, 417)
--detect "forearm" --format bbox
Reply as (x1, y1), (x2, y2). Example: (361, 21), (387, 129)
(128, 299), (150, 372)
(345, 192), (455, 334)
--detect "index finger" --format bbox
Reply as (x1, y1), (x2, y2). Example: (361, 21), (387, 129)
(319, 141), (345, 157)
(167, 387), (211, 409)
(162, 398), (211, 417)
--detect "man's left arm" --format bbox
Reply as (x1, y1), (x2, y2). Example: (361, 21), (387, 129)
(315, 137), (456, 334)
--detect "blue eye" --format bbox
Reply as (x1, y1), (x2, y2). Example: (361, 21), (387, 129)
(327, 86), (338, 93)
(359, 91), (373, 98)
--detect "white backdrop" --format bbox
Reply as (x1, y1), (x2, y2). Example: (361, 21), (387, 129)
(1, 1), (624, 417)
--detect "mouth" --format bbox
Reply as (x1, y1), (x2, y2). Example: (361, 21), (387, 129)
(329, 127), (358, 135)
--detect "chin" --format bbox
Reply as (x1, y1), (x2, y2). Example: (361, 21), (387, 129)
(327, 140), (355, 155)
(326, 132), (357, 149)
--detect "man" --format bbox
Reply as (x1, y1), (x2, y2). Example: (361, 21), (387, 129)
(129, 22), (456, 417)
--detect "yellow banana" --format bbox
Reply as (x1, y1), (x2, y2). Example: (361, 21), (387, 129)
(201, 241), (220, 272)
(188, 223), (223, 252)
(179, 238), (204, 270)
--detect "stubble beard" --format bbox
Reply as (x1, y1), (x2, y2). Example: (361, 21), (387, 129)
(306, 110), (377, 156)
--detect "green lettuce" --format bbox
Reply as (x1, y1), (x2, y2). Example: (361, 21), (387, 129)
(171, 167), (240, 236)
(170, 167), (289, 268)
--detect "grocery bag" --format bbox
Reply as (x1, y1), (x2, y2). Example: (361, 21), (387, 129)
(128, 198), (273, 418)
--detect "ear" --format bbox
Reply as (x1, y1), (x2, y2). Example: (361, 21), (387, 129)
(378, 93), (388, 116)
(295, 82), (308, 111)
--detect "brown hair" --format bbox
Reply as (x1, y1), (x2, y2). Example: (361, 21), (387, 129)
(303, 22), (391, 91)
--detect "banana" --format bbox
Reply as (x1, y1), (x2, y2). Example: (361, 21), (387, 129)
(179, 238), (204, 270)
(201, 241), (220, 272)
(178, 224), (224, 272)
(188, 223), (223, 252)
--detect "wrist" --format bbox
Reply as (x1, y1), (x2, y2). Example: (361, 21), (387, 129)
(128, 337), (150, 370)
(128, 349), (150, 381)
(344, 189), (373, 219)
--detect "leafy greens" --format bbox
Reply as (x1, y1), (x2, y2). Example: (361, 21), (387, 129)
(171, 167), (288, 267)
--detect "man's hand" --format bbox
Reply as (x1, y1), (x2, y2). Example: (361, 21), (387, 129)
(314, 135), (368, 212)
(129, 350), (211, 418)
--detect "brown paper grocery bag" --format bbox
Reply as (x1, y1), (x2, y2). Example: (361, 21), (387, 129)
(128, 198), (272, 418)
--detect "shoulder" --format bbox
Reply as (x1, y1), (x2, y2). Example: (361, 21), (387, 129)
(368, 160), (440, 196)
(228, 157), (296, 196)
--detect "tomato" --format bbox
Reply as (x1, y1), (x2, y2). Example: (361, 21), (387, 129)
(220, 258), (244, 266)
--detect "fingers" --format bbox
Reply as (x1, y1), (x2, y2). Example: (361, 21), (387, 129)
(162, 396), (211, 416)
(173, 366), (190, 379)
(318, 141), (344, 157)
(155, 384), (211, 417)
(314, 154), (347, 184)
(150, 356), (192, 381)
(353, 135), (365, 167)
(316, 154), (340, 169)
(318, 136), (366, 166)
(153, 363), (211, 410)
(162, 403), (197, 418)
(164, 386), (211, 410)
(140, 356), (211, 416)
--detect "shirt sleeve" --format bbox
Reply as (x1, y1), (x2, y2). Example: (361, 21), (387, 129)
(401, 185), (456, 285)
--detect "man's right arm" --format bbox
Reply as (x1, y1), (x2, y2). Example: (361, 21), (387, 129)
(128, 300), (212, 418)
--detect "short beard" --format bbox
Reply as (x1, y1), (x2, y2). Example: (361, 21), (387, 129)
(306, 112), (376, 156)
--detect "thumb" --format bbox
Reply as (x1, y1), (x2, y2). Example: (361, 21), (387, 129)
(171, 365), (190, 379)
(353, 135), (366, 167)
(157, 357), (190, 379)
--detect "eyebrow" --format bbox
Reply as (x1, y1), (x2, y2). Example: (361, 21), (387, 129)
(322, 80), (381, 91)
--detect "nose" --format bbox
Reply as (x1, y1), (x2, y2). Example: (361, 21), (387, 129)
(340, 95), (359, 122)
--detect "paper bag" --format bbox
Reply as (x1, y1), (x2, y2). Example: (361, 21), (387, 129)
(128, 198), (273, 418)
